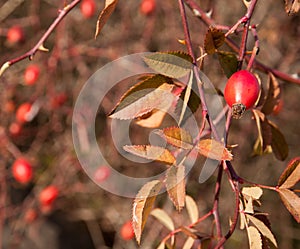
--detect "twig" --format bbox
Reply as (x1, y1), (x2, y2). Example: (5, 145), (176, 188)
(183, 0), (300, 85)
(0, 0), (82, 77)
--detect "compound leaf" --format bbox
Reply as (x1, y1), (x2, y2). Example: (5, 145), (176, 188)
(132, 180), (162, 244)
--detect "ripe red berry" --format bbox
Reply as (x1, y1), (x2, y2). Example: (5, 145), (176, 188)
(39, 185), (59, 206)
(224, 70), (260, 118)
(6, 26), (24, 44)
(140, 0), (156, 16)
(94, 166), (111, 183)
(120, 221), (135, 241)
(16, 102), (32, 123)
(12, 158), (33, 184)
(24, 65), (40, 85)
(9, 122), (22, 136)
(80, 0), (96, 19)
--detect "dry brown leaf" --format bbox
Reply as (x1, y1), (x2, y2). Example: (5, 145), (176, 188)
(278, 188), (300, 223)
(197, 139), (233, 161)
(278, 157), (300, 188)
(157, 127), (193, 150)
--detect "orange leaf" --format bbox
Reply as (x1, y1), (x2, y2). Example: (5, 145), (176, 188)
(166, 165), (186, 211)
(197, 139), (233, 161)
(157, 127), (193, 150)
(95, 0), (118, 39)
(123, 145), (176, 165)
(277, 188), (300, 223)
(278, 157), (300, 188)
(135, 109), (167, 128)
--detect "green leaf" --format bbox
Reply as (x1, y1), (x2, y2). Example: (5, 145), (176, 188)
(151, 208), (175, 231)
(261, 73), (281, 115)
(156, 127), (193, 150)
(109, 74), (175, 119)
(268, 120), (289, 161)
(217, 51), (238, 78)
(185, 195), (199, 224)
(95, 0), (118, 39)
(123, 145), (176, 165)
(278, 157), (300, 188)
(247, 214), (278, 247)
(204, 27), (225, 54)
(143, 51), (193, 78)
(132, 180), (162, 244)
(166, 165), (186, 211)
(278, 188), (300, 223)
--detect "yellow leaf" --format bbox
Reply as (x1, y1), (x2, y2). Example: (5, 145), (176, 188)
(132, 180), (162, 244)
(197, 139), (233, 161)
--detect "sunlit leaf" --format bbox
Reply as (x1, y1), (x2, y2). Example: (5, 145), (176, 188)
(143, 51), (193, 78)
(197, 139), (233, 161)
(185, 195), (199, 224)
(247, 226), (262, 249)
(183, 237), (195, 249)
(247, 214), (278, 247)
(166, 165), (186, 211)
(156, 127), (193, 150)
(268, 120), (288, 161)
(132, 180), (162, 244)
(242, 187), (263, 200)
(95, 0), (118, 39)
(109, 74), (174, 119)
(157, 241), (165, 249)
(278, 157), (300, 188)
(124, 145), (176, 165)
(261, 73), (281, 115)
(278, 188), (300, 223)
(151, 208), (175, 231)
(204, 27), (225, 54)
(217, 51), (238, 78)
(135, 109), (167, 128)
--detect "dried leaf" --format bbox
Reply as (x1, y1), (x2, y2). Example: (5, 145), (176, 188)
(242, 187), (263, 200)
(185, 195), (199, 224)
(109, 74), (174, 120)
(151, 208), (175, 231)
(183, 237), (195, 249)
(247, 226), (263, 249)
(244, 197), (255, 214)
(285, 0), (300, 15)
(157, 127), (193, 150)
(157, 241), (165, 249)
(247, 214), (278, 247)
(252, 110), (272, 154)
(204, 27), (225, 54)
(132, 180), (162, 244)
(135, 109), (167, 128)
(268, 120), (289, 161)
(143, 51), (193, 78)
(217, 51), (238, 78)
(278, 188), (300, 223)
(261, 73), (281, 115)
(278, 157), (300, 188)
(124, 145), (176, 165)
(197, 139), (233, 161)
(166, 165), (186, 211)
(95, 0), (118, 39)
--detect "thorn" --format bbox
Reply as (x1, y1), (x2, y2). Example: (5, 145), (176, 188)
(206, 9), (213, 18)
(193, 9), (201, 17)
(0, 62), (11, 77)
(38, 44), (49, 52)
(177, 39), (186, 45)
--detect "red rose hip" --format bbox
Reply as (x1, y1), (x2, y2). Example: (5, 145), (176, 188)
(7, 26), (24, 44)
(16, 102), (32, 123)
(39, 185), (59, 206)
(80, 0), (96, 19)
(120, 221), (135, 241)
(224, 70), (260, 118)
(24, 65), (40, 85)
(140, 0), (156, 16)
(12, 158), (33, 184)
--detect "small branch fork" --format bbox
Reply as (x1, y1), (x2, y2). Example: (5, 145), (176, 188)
(0, 0), (82, 77)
